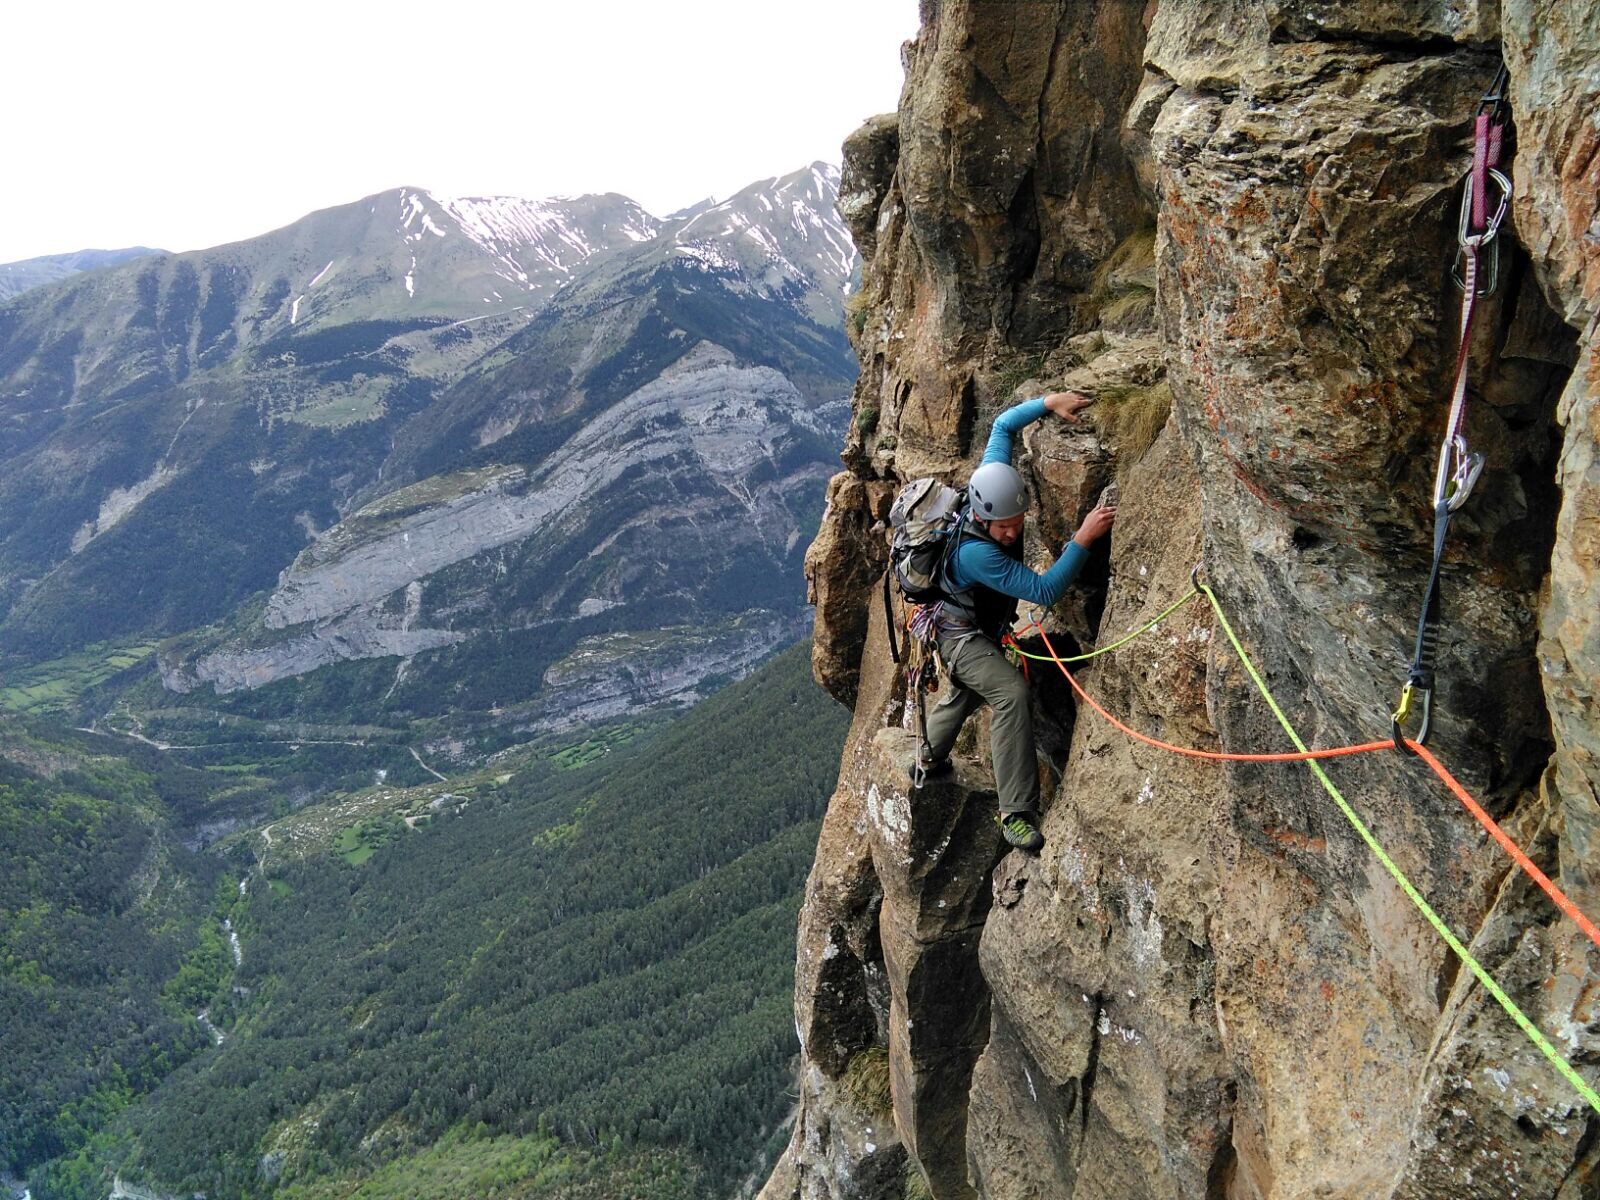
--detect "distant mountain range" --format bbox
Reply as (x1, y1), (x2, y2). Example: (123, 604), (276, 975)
(0, 164), (860, 1199)
(0, 163), (855, 785)
(0, 247), (165, 303)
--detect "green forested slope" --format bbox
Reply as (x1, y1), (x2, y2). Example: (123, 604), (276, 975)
(28, 642), (847, 1200)
(0, 721), (228, 1176)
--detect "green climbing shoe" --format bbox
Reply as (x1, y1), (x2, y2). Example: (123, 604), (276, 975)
(1000, 810), (1044, 852)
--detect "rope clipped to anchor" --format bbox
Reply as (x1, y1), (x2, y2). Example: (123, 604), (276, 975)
(1020, 573), (1600, 1114)
(1392, 64), (1512, 751)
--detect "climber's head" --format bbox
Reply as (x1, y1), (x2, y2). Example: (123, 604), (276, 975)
(982, 512), (1026, 545)
(968, 462), (1028, 545)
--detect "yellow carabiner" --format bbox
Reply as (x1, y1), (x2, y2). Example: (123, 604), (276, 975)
(1391, 684), (1415, 729)
(1391, 682), (1433, 753)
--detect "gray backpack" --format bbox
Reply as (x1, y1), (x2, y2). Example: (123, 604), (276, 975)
(888, 478), (966, 603)
(883, 478), (967, 663)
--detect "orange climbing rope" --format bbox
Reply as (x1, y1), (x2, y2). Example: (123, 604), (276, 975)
(1023, 621), (1394, 764)
(1409, 739), (1600, 952)
(1015, 586), (1600, 1111)
(1024, 611), (1600, 956)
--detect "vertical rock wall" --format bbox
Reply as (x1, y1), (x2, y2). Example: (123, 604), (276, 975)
(1508, 23), (1600, 1199)
(769, 2), (1600, 1198)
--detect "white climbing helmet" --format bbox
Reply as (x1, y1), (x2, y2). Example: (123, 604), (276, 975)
(968, 462), (1029, 521)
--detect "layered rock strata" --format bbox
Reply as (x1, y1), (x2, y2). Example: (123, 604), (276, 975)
(265, 345), (826, 631)
(769, 2), (1600, 1198)
(162, 344), (831, 704)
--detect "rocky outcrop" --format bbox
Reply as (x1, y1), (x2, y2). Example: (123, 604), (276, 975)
(264, 345), (826, 629)
(522, 609), (809, 735)
(772, 2), (1600, 1198)
(158, 343), (834, 717)
(161, 607), (465, 695)
(1508, 10), (1600, 1126)
(804, 472), (895, 707)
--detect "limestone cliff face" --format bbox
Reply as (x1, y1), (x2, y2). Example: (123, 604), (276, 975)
(158, 342), (834, 722)
(773, 3), (1600, 1198)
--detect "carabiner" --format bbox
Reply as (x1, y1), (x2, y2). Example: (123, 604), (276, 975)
(1477, 64), (1510, 121)
(1445, 439), (1485, 513)
(1453, 168), (1511, 296)
(1391, 682), (1433, 753)
(1459, 167), (1512, 246)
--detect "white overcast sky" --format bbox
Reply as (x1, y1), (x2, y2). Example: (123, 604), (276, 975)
(2, 0), (921, 264)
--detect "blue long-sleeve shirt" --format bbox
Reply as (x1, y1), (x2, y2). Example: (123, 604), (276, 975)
(946, 398), (1089, 607)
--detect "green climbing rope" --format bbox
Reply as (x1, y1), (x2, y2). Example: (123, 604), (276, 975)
(1198, 582), (1600, 1115)
(1007, 588), (1200, 665)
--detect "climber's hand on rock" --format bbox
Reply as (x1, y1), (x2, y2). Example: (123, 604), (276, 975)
(1043, 391), (1093, 421)
(1072, 504), (1117, 547)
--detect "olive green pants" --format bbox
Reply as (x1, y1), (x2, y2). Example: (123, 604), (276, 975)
(921, 633), (1038, 815)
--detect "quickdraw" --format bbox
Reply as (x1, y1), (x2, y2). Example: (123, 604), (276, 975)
(1392, 64), (1511, 753)
(904, 603), (947, 787)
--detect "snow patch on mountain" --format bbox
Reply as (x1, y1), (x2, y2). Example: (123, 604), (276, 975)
(665, 163), (856, 290)
(676, 242), (741, 271)
(432, 193), (662, 285)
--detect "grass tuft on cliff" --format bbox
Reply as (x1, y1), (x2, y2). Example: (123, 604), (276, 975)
(1098, 378), (1172, 475)
(840, 1046), (893, 1118)
(845, 287), (872, 337)
(1090, 226), (1157, 335)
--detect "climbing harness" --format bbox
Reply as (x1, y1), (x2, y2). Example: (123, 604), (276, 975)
(1392, 64), (1512, 752)
(1015, 571), (1600, 1114)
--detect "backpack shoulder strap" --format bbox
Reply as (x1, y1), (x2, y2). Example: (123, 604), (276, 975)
(940, 513), (981, 595)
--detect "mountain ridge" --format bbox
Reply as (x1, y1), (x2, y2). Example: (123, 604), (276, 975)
(0, 164), (854, 777)
(0, 248), (165, 304)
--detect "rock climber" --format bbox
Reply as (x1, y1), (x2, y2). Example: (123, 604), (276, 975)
(919, 392), (1116, 851)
